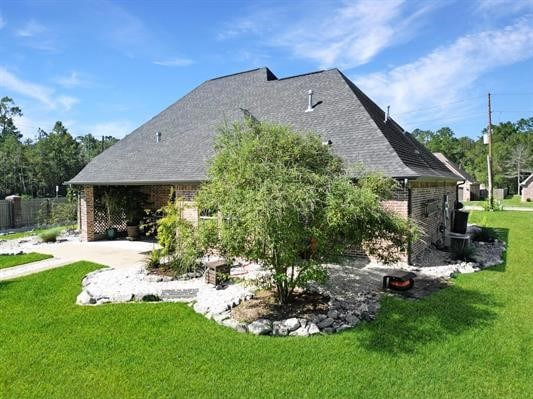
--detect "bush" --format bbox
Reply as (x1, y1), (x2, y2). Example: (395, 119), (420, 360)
(156, 196), (214, 274)
(527, 198), (531, 202)
(39, 227), (63, 243)
(482, 199), (503, 211)
(146, 249), (161, 269)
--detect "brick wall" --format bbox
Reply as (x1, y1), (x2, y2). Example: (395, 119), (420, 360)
(80, 185), (95, 241)
(409, 181), (457, 260)
(141, 183), (201, 224)
(141, 185), (173, 210)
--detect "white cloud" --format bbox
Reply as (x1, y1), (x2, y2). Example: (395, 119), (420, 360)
(15, 20), (46, 37)
(153, 57), (194, 67)
(0, 13), (6, 30)
(476, 0), (533, 14)
(84, 120), (133, 138)
(57, 96), (79, 111)
(0, 67), (78, 111)
(354, 19), (533, 129)
(55, 72), (91, 88)
(218, 0), (437, 69)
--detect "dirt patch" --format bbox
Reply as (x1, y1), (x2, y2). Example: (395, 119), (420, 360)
(231, 290), (329, 323)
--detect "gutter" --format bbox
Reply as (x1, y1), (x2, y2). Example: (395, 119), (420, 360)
(63, 179), (205, 186)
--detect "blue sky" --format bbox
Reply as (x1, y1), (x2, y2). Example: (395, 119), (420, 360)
(1, 0), (532, 141)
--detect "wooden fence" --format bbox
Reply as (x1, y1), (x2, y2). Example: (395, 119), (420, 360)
(0, 197), (68, 230)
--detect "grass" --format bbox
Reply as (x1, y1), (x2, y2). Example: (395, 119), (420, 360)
(464, 195), (533, 208)
(0, 252), (53, 270)
(0, 224), (76, 241)
(1, 212), (532, 398)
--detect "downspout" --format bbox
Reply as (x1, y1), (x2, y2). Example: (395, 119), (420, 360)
(407, 184), (412, 265)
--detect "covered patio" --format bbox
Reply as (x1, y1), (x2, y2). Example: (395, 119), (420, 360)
(79, 183), (199, 241)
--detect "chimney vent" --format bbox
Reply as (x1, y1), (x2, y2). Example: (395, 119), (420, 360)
(305, 90), (314, 112)
(384, 105), (390, 123)
(156, 131), (162, 143)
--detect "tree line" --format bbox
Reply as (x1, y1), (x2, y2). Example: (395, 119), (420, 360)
(0, 97), (118, 198)
(2, 94), (531, 199)
(412, 118), (533, 194)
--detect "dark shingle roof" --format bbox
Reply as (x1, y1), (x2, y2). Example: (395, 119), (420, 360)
(68, 67), (459, 185)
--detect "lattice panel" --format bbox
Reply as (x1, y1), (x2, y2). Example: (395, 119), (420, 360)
(94, 210), (127, 235)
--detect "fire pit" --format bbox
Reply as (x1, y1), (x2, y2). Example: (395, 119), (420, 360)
(383, 271), (416, 291)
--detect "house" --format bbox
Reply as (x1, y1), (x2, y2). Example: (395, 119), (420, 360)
(520, 174), (533, 201)
(433, 152), (480, 201)
(68, 67), (461, 262)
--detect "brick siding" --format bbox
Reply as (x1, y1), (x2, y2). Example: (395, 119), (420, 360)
(409, 181), (457, 260)
(80, 185), (95, 241)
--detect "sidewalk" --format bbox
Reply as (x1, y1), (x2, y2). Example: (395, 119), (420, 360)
(464, 206), (533, 212)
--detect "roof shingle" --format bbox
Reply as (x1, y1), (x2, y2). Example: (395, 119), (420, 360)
(68, 67), (459, 185)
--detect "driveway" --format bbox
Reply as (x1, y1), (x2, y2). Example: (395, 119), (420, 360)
(0, 237), (158, 281)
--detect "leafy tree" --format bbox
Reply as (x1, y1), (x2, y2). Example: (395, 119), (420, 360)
(0, 96), (22, 141)
(78, 133), (119, 163)
(34, 122), (83, 196)
(192, 120), (414, 304)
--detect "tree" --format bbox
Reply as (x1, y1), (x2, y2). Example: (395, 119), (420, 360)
(0, 97), (23, 141)
(78, 134), (119, 163)
(505, 144), (532, 193)
(34, 121), (83, 195)
(192, 120), (414, 304)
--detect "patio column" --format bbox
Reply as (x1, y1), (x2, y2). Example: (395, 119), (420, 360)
(80, 185), (95, 241)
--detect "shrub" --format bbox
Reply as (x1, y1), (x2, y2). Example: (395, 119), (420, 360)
(146, 249), (161, 269)
(39, 227), (63, 243)
(482, 199), (503, 211)
(156, 196), (214, 274)
(194, 120), (415, 304)
(527, 198), (531, 202)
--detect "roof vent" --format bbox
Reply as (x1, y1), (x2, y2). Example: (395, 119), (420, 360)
(156, 131), (161, 143)
(305, 90), (314, 112)
(384, 105), (390, 123)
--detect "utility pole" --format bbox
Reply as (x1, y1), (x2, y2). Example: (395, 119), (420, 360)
(487, 93), (494, 209)
(101, 136), (104, 152)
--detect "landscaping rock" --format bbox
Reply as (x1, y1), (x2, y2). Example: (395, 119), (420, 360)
(327, 309), (339, 319)
(76, 290), (95, 305)
(317, 317), (334, 329)
(307, 322), (320, 335)
(222, 318), (239, 330)
(272, 321), (289, 336)
(235, 323), (248, 333)
(282, 318), (300, 331)
(248, 319), (272, 335)
(213, 311), (231, 323)
(345, 314), (359, 326)
(336, 324), (352, 332)
(289, 325), (310, 337)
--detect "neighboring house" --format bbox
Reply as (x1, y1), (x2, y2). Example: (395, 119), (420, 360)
(520, 174), (533, 201)
(433, 152), (480, 201)
(68, 67), (460, 262)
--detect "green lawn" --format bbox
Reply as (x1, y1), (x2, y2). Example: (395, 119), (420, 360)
(465, 195), (533, 208)
(0, 252), (53, 270)
(0, 225), (76, 240)
(1, 212), (531, 398)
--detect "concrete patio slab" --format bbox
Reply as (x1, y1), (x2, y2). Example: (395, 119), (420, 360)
(0, 238), (159, 281)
